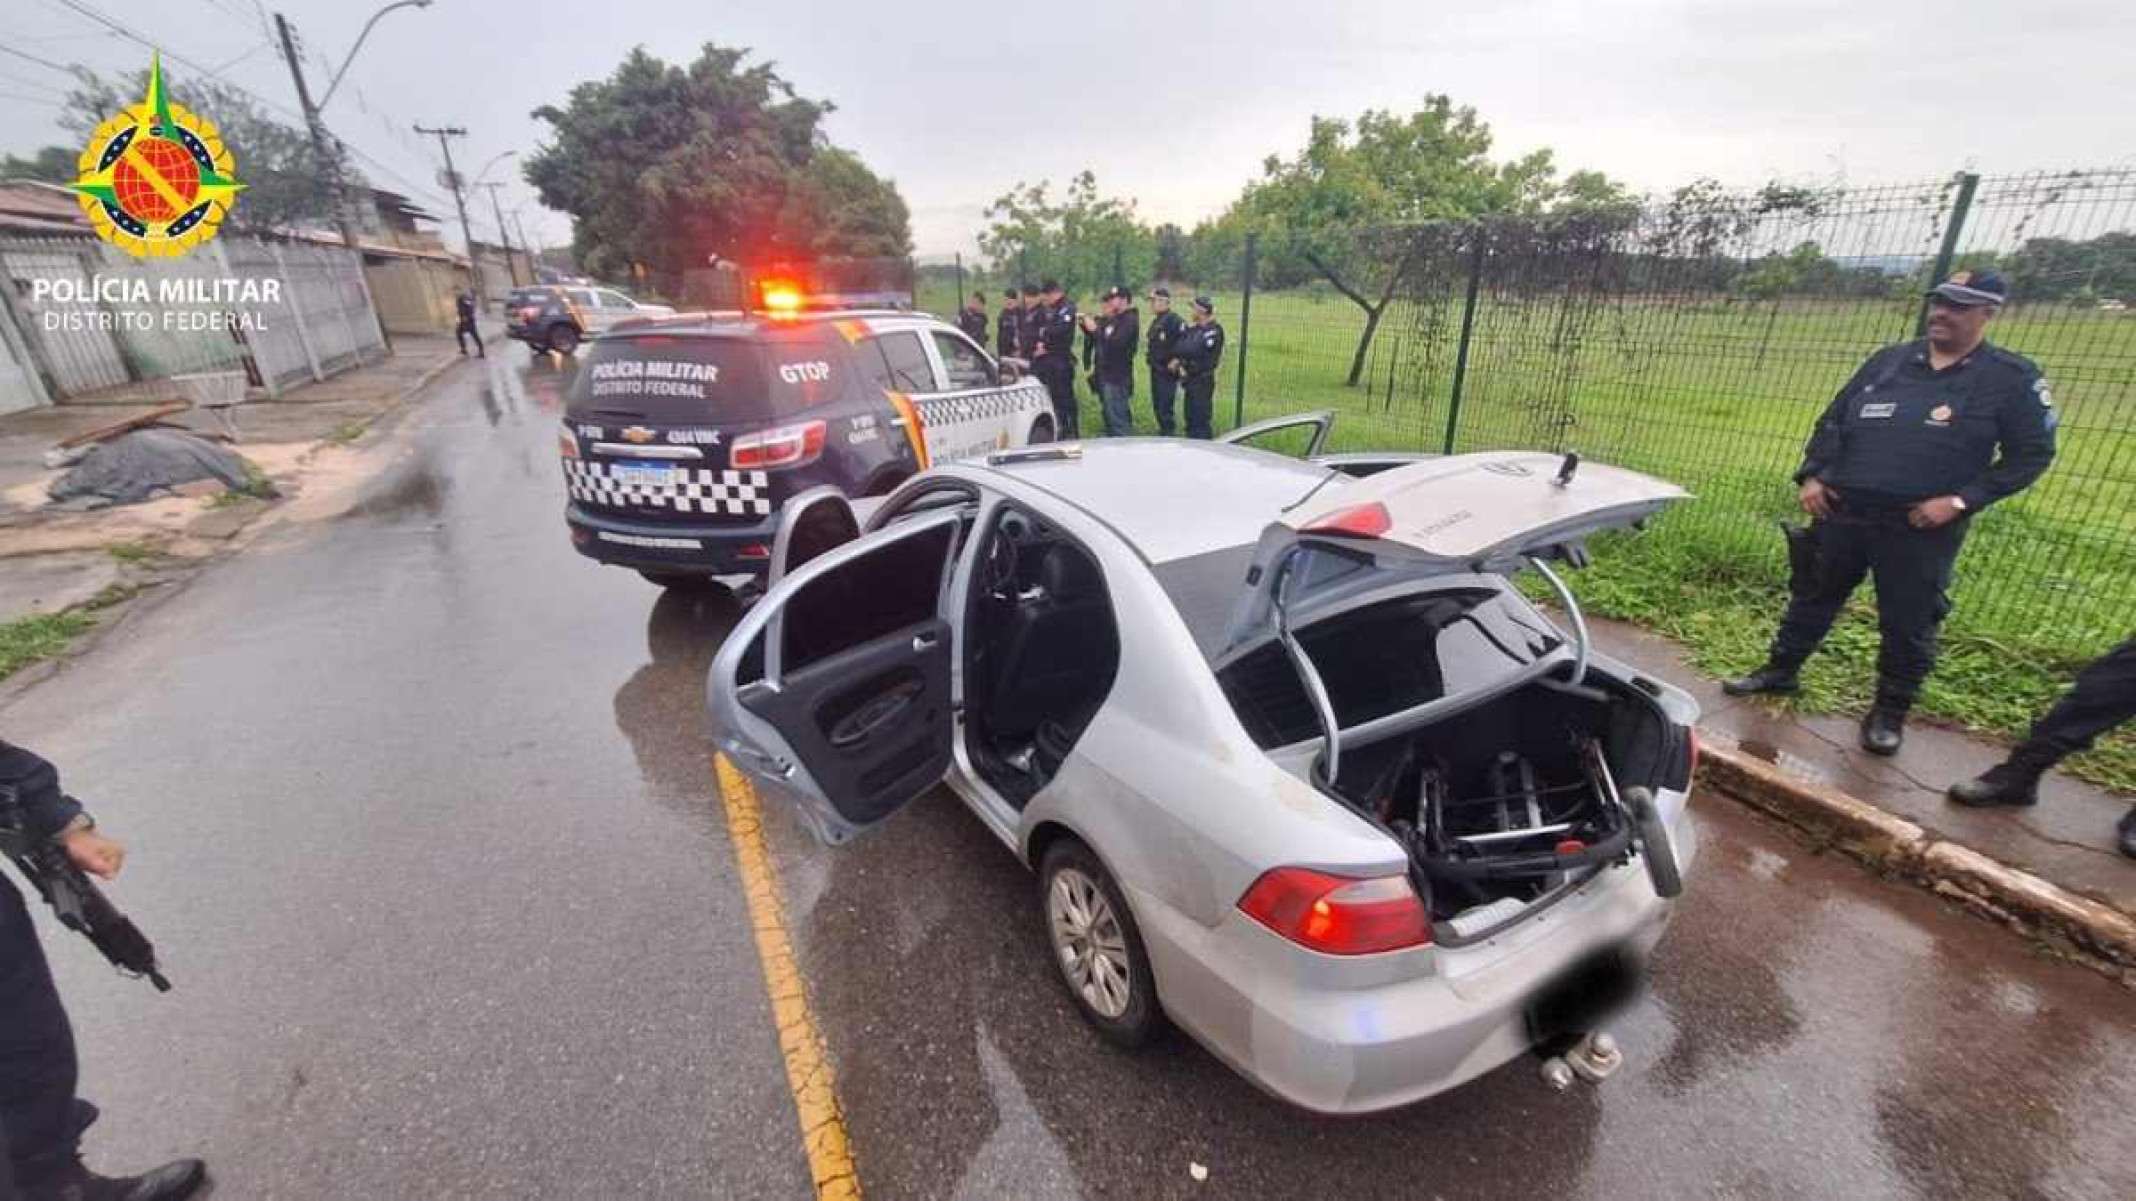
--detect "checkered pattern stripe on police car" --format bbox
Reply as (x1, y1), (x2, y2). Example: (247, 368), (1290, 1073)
(915, 390), (1040, 425)
(563, 461), (772, 516)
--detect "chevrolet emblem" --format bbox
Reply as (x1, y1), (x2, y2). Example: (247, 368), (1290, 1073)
(622, 426), (655, 444)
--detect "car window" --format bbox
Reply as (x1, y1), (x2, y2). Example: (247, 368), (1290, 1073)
(929, 331), (993, 390)
(763, 331), (847, 410)
(874, 482), (981, 529)
(565, 335), (773, 422)
(566, 288), (596, 308)
(874, 331), (940, 392)
(598, 290), (633, 310)
(783, 520), (955, 673)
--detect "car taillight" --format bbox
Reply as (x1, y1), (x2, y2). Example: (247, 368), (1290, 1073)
(731, 420), (827, 470)
(557, 424), (580, 459)
(1237, 868), (1431, 955)
(1302, 502), (1392, 539)
(1686, 727), (1700, 781)
(518, 305), (541, 321)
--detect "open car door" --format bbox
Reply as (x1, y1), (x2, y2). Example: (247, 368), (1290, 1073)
(767, 486), (861, 587)
(1218, 410), (1335, 458)
(709, 509), (963, 845)
(1223, 451), (1689, 654)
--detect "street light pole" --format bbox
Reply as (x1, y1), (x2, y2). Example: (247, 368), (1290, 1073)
(414, 123), (481, 295)
(274, 10), (392, 349)
(478, 183), (521, 285)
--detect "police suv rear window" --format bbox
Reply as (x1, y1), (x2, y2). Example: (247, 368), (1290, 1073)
(565, 335), (772, 423)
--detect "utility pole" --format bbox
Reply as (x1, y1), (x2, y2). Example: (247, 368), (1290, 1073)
(414, 123), (481, 295)
(273, 12), (391, 350)
(513, 213), (536, 277)
(477, 183), (521, 285)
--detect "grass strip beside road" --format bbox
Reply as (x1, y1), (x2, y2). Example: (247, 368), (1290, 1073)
(712, 753), (862, 1201)
(0, 610), (96, 680)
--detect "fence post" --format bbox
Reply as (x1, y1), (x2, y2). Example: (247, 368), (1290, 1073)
(1444, 223), (1488, 455)
(908, 255), (918, 310)
(1915, 171), (1980, 338)
(954, 252), (965, 312)
(1234, 233), (1257, 430)
(1113, 243), (1124, 289)
(1018, 247), (1029, 291)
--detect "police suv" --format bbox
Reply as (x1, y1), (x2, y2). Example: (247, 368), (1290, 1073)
(560, 308), (1056, 586)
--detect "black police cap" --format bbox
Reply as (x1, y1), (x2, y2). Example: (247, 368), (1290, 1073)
(1927, 269), (2008, 307)
(1040, 278), (1062, 293)
(1102, 285), (1131, 301)
(1192, 295), (1214, 313)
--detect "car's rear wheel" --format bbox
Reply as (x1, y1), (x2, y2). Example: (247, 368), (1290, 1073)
(1039, 838), (1163, 1046)
(547, 323), (579, 355)
(1027, 414), (1055, 445)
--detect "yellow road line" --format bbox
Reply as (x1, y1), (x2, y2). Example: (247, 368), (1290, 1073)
(713, 753), (862, 1201)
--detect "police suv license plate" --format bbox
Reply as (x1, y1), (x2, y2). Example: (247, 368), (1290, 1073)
(613, 464), (678, 489)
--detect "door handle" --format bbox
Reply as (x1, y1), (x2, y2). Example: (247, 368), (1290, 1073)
(912, 630), (941, 652)
(726, 741), (793, 779)
(827, 679), (924, 748)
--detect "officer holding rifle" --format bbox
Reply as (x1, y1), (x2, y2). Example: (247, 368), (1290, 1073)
(1, 740), (203, 1201)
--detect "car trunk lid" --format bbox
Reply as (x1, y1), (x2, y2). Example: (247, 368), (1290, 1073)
(1221, 452), (1688, 657)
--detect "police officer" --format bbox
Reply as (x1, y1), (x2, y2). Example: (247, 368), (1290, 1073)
(1144, 287), (1186, 436)
(957, 291), (989, 344)
(1946, 637), (2136, 857)
(2, 740), (207, 1200)
(453, 287), (484, 358)
(1166, 295), (1225, 440)
(1079, 286), (1140, 436)
(1017, 284), (1044, 359)
(1030, 279), (1080, 439)
(996, 291), (1022, 360)
(1724, 270), (2057, 755)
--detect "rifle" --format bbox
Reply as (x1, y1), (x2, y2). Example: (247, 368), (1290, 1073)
(0, 789), (171, 992)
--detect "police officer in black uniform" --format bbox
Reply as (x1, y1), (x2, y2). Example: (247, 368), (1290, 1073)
(1166, 295), (1225, 440)
(1144, 287), (1186, 436)
(956, 291), (989, 344)
(1030, 279), (1080, 439)
(996, 291), (1022, 360)
(2, 740), (207, 1201)
(1946, 637), (2136, 857)
(1079, 285), (1140, 436)
(1017, 284), (1044, 359)
(453, 288), (484, 357)
(1725, 270), (2057, 755)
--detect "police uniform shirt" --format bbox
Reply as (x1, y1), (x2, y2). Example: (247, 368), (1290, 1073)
(1037, 300), (1078, 367)
(1797, 339), (2056, 511)
(997, 307), (1021, 356)
(1177, 321), (1225, 378)
(957, 307), (988, 343)
(1146, 309), (1185, 366)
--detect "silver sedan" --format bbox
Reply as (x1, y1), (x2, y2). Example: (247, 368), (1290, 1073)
(710, 423), (1699, 1113)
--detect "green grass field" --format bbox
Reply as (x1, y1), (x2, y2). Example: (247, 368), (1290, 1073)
(919, 282), (2136, 791)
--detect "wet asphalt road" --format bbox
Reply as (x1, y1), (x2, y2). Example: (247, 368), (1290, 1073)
(6, 353), (2134, 1200)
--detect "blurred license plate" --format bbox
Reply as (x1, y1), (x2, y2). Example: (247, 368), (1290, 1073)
(614, 464), (677, 488)
(1525, 943), (1643, 1042)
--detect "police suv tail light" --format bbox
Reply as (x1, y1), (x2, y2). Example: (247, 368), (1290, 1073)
(557, 424), (580, 459)
(1238, 868), (1431, 955)
(731, 420), (827, 470)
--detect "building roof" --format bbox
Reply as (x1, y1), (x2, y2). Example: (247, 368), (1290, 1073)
(0, 181), (91, 236)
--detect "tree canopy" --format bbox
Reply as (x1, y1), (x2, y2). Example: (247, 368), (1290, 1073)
(525, 44), (910, 293)
(977, 171), (1154, 293)
(1203, 95), (1633, 384)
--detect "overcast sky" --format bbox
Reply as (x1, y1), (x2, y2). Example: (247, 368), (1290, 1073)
(6, 0), (2133, 258)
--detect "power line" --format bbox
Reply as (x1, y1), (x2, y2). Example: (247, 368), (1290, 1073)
(42, 0), (457, 213)
(0, 43), (82, 75)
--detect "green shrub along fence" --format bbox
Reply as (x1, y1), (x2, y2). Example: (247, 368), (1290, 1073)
(923, 170), (2136, 786)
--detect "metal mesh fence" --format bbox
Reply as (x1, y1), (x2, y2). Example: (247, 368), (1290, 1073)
(933, 168), (2136, 660)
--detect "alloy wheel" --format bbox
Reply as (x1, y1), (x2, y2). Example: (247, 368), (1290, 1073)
(1047, 867), (1132, 1019)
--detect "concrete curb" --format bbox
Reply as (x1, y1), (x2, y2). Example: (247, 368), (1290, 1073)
(1699, 741), (2136, 984)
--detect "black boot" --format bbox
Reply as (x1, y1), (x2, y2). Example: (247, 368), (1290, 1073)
(21, 1156), (207, 1201)
(1859, 706), (1906, 756)
(1948, 759), (2046, 808)
(1722, 663), (1801, 696)
(2117, 807), (2136, 859)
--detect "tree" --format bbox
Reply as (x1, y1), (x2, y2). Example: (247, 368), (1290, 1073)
(2006, 233), (2136, 303)
(1, 146), (77, 183)
(59, 68), (357, 236)
(1217, 96), (1627, 386)
(526, 44), (910, 293)
(976, 171), (1154, 294)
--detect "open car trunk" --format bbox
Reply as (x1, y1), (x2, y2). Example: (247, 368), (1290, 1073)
(1218, 577), (1690, 945)
(1323, 668), (1687, 942)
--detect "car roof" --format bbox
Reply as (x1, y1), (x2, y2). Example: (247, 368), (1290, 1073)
(975, 439), (1335, 565)
(598, 309), (948, 342)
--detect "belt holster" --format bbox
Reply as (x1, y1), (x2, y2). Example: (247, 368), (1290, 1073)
(1783, 521), (1825, 600)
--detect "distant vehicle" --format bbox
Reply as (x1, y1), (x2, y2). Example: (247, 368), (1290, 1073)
(2099, 298), (2128, 312)
(507, 285), (675, 355)
(710, 420), (1700, 1113)
(560, 307), (1055, 588)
